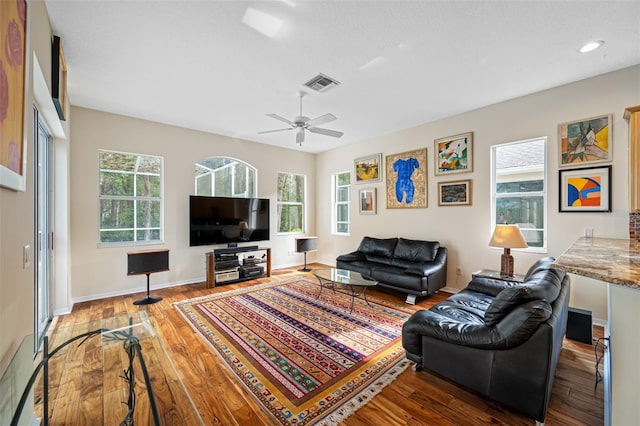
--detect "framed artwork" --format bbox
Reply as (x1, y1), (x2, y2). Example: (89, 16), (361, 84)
(52, 36), (68, 121)
(0, 0), (28, 191)
(435, 132), (473, 175)
(358, 188), (378, 214)
(559, 165), (611, 212)
(559, 114), (612, 167)
(438, 179), (472, 206)
(354, 153), (382, 183)
(385, 148), (427, 209)
(359, 188), (377, 215)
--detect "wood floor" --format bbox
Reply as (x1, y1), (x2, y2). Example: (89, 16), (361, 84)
(38, 265), (604, 425)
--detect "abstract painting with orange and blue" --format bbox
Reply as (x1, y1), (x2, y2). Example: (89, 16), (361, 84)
(567, 176), (602, 207)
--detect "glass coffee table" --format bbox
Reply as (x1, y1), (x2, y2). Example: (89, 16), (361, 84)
(311, 268), (378, 313)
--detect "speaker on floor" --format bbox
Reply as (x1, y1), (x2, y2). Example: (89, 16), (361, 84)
(566, 307), (592, 344)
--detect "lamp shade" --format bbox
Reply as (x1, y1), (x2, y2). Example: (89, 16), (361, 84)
(489, 224), (528, 249)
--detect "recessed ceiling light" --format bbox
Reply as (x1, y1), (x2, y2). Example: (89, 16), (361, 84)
(579, 40), (604, 53)
(242, 8), (283, 38)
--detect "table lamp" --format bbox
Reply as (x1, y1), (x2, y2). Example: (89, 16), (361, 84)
(488, 224), (528, 277)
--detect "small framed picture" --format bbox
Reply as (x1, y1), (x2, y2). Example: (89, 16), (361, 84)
(354, 153), (382, 184)
(559, 165), (611, 212)
(359, 188), (377, 215)
(559, 114), (613, 167)
(435, 132), (473, 175)
(438, 179), (472, 206)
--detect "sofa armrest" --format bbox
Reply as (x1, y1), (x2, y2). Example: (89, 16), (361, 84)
(466, 277), (521, 297)
(405, 263), (443, 277)
(336, 251), (365, 262)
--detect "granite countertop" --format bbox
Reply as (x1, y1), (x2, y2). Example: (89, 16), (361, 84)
(552, 237), (640, 290)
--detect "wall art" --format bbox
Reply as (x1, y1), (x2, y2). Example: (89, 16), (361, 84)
(0, 0), (28, 191)
(52, 36), (68, 121)
(385, 148), (427, 209)
(434, 132), (473, 175)
(438, 179), (472, 206)
(559, 165), (611, 212)
(359, 188), (377, 215)
(354, 153), (382, 183)
(559, 114), (612, 167)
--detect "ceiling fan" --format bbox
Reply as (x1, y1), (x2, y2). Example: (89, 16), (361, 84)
(258, 91), (344, 145)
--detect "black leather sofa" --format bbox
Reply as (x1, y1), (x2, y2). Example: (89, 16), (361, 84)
(336, 236), (447, 303)
(402, 257), (569, 423)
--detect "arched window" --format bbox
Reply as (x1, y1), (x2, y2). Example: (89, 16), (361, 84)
(195, 157), (256, 197)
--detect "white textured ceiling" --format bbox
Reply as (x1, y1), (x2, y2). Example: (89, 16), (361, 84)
(44, 1), (640, 154)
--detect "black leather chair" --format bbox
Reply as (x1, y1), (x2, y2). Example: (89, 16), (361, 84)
(402, 257), (569, 423)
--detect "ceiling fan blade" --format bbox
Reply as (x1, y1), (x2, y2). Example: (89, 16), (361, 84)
(257, 128), (292, 134)
(306, 113), (336, 128)
(307, 127), (344, 138)
(266, 113), (294, 126)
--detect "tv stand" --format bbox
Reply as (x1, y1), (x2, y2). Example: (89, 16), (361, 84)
(205, 247), (271, 288)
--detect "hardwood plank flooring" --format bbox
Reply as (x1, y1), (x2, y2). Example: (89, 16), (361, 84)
(35, 265), (604, 425)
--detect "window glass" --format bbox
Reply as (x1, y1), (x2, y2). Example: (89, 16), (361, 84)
(194, 157), (256, 197)
(492, 138), (546, 250)
(277, 172), (305, 233)
(99, 151), (163, 245)
(333, 171), (350, 235)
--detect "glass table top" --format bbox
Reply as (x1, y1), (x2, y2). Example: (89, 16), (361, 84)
(311, 268), (378, 287)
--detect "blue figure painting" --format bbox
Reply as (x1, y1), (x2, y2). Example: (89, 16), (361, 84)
(393, 157), (419, 203)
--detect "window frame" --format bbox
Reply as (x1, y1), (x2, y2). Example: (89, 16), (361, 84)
(490, 137), (547, 253)
(276, 172), (306, 235)
(332, 171), (350, 235)
(98, 150), (164, 247)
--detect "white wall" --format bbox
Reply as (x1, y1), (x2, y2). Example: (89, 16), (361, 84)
(316, 65), (640, 323)
(69, 107), (316, 303)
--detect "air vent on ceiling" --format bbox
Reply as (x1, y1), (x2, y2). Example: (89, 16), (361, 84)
(303, 73), (340, 93)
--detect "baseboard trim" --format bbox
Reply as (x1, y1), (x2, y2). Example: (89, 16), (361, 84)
(70, 277), (204, 305)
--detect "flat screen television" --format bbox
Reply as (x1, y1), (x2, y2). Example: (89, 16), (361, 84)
(189, 196), (270, 247)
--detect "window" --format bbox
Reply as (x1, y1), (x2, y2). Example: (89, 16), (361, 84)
(99, 150), (163, 245)
(333, 171), (350, 234)
(491, 137), (546, 250)
(277, 172), (305, 233)
(195, 157), (256, 197)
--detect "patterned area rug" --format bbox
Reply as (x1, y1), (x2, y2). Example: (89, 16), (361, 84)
(173, 276), (415, 425)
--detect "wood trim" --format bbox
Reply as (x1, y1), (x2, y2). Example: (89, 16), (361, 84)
(626, 107), (640, 212)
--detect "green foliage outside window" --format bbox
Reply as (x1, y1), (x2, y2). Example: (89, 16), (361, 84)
(334, 171), (350, 234)
(99, 151), (162, 245)
(277, 173), (305, 233)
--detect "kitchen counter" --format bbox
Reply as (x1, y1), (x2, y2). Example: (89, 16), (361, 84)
(553, 236), (640, 426)
(552, 236), (640, 289)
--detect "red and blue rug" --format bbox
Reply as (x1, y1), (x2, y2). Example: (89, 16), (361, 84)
(173, 276), (415, 425)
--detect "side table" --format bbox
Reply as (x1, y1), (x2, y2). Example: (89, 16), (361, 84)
(472, 269), (526, 283)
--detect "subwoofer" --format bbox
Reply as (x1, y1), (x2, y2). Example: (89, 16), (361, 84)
(566, 307), (592, 344)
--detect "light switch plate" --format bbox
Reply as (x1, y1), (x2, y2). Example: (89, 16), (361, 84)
(23, 245), (30, 268)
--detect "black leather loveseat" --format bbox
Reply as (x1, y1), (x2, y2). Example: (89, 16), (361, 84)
(401, 257), (570, 423)
(336, 236), (447, 303)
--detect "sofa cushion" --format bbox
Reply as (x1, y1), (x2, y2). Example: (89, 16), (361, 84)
(393, 238), (440, 263)
(484, 286), (533, 326)
(484, 268), (564, 326)
(358, 236), (398, 259)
